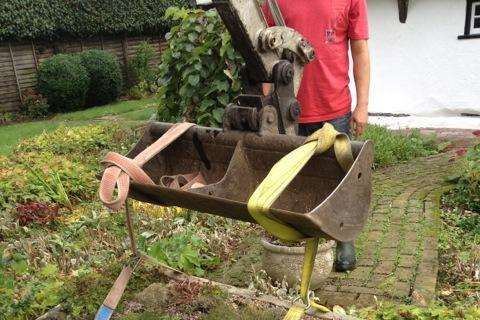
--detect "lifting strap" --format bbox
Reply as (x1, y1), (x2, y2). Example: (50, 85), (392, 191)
(99, 122), (196, 211)
(96, 122), (197, 320)
(247, 123), (354, 320)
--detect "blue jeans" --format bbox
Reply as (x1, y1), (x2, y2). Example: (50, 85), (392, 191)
(298, 112), (356, 271)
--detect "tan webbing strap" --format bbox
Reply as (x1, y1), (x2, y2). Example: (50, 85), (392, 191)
(99, 122), (196, 211)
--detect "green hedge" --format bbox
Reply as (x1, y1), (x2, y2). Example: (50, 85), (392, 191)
(37, 54), (90, 112)
(80, 50), (123, 106)
(0, 0), (190, 41)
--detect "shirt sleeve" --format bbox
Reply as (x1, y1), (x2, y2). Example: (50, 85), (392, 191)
(348, 0), (369, 40)
(261, 2), (276, 27)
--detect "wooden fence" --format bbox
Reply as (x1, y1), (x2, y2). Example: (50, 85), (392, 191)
(0, 35), (166, 113)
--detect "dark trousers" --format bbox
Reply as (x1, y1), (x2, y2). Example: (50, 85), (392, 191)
(298, 112), (352, 138)
(298, 112), (355, 268)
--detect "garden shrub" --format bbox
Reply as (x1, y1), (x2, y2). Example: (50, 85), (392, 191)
(0, 124), (136, 210)
(444, 142), (480, 212)
(20, 88), (50, 119)
(37, 54), (90, 112)
(127, 41), (157, 87)
(157, 7), (243, 127)
(79, 50), (123, 106)
(147, 228), (220, 276)
(361, 125), (438, 167)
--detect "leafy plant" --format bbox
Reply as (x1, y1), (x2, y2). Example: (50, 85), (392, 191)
(444, 142), (480, 212)
(148, 229), (220, 276)
(361, 125), (438, 167)
(127, 80), (157, 100)
(0, 111), (17, 124)
(20, 88), (50, 119)
(128, 42), (157, 87)
(358, 301), (480, 319)
(37, 54), (90, 112)
(16, 202), (59, 226)
(26, 168), (72, 208)
(80, 50), (123, 106)
(157, 7), (243, 127)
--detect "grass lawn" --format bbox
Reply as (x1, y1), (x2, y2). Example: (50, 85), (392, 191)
(0, 97), (157, 155)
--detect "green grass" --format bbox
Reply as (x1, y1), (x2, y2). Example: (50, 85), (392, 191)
(361, 125), (439, 167)
(0, 97), (157, 155)
(53, 97), (157, 121)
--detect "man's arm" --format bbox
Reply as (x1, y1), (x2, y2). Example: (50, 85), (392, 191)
(350, 39), (370, 136)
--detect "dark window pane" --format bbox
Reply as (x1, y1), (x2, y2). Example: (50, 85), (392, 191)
(475, 17), (480, 28)
(475, 4), (480, 16)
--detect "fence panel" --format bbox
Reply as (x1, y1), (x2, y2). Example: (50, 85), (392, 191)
(0, 35), (165, 114)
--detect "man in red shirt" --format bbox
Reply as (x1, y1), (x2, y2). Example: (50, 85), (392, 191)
(263, 0), (371, 272)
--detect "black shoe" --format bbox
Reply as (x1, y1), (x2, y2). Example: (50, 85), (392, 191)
(334, 241), (356, 272)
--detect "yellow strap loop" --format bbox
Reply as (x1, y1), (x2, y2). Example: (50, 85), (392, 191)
(247, 123), (354, 320)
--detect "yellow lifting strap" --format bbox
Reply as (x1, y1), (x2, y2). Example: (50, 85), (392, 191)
(247, 123), (354, 320)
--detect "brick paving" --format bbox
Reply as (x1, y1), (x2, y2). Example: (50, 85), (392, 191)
(315, 152), (455, 307)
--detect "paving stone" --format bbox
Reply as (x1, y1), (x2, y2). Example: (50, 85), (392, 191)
(382, 236), (401, 248)
(347, 266), (371, 281)
(393, 281), (412, 297)
(378, 249), (397, 261)
(318, 152), (454, 308)
(339, 285), (381, 295)
(365, 230), (384, 240)
(398, 255), (417, 268)
(395, 267), (414, 282)
(369, 274), (394, 288)
(356, 258), (375, 267)
(422, 250), (438, 263)
(355, 294), (377, 307)
(374, 261), (395, 275)
(404, 231), (419, 243)
(315, 291), (358, 308)
(336, 278), (368, 288)
(399, 245), (418, 255)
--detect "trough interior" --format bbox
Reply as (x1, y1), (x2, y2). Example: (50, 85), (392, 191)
(141, 137), (347, 214)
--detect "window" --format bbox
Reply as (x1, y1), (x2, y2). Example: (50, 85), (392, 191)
(459, 0), (480, 39)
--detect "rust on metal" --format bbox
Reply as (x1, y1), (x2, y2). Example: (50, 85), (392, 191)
(126, 123), (373, 243)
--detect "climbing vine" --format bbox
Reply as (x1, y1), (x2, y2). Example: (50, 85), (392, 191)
(156, 7), (243, 127)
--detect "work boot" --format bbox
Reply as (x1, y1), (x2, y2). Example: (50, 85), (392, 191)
(334, 241), (356, 272)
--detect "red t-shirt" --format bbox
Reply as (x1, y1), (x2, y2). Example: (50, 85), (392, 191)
(263, 0), (369, 123)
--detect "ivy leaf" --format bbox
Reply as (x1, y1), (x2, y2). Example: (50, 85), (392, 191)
(212, 108), (224, 123)
(188, 32), (198, 42)
(188, 74), (200, 86)
(199, 99), (215, 112)
(217, 94), (229, 106)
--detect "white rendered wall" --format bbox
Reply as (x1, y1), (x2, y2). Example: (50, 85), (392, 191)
(354, 0), (480, 119)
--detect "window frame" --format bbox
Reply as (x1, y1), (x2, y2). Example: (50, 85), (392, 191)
(459, 0), (480, 39)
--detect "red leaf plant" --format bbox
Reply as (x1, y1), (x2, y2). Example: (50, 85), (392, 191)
(16, 202), (59, 226)
(455, 148), (468, 157)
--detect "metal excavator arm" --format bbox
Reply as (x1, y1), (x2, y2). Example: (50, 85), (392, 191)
(192, 0), (316, 135)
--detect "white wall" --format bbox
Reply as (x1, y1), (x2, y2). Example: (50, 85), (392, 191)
(361, 0), (480, 117)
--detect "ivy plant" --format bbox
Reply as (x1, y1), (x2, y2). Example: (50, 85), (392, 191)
(156, 7), (243, 127)
(0, 0), (190, 41)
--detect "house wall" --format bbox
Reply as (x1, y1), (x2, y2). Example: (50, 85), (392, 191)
(362, 0), (480, 117)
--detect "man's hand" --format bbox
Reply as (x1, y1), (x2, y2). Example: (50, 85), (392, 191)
(351, 104), (368, 136)
(350, 39), (370, 137)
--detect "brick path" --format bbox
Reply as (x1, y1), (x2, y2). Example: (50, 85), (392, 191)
(316, 152), (455, 307)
